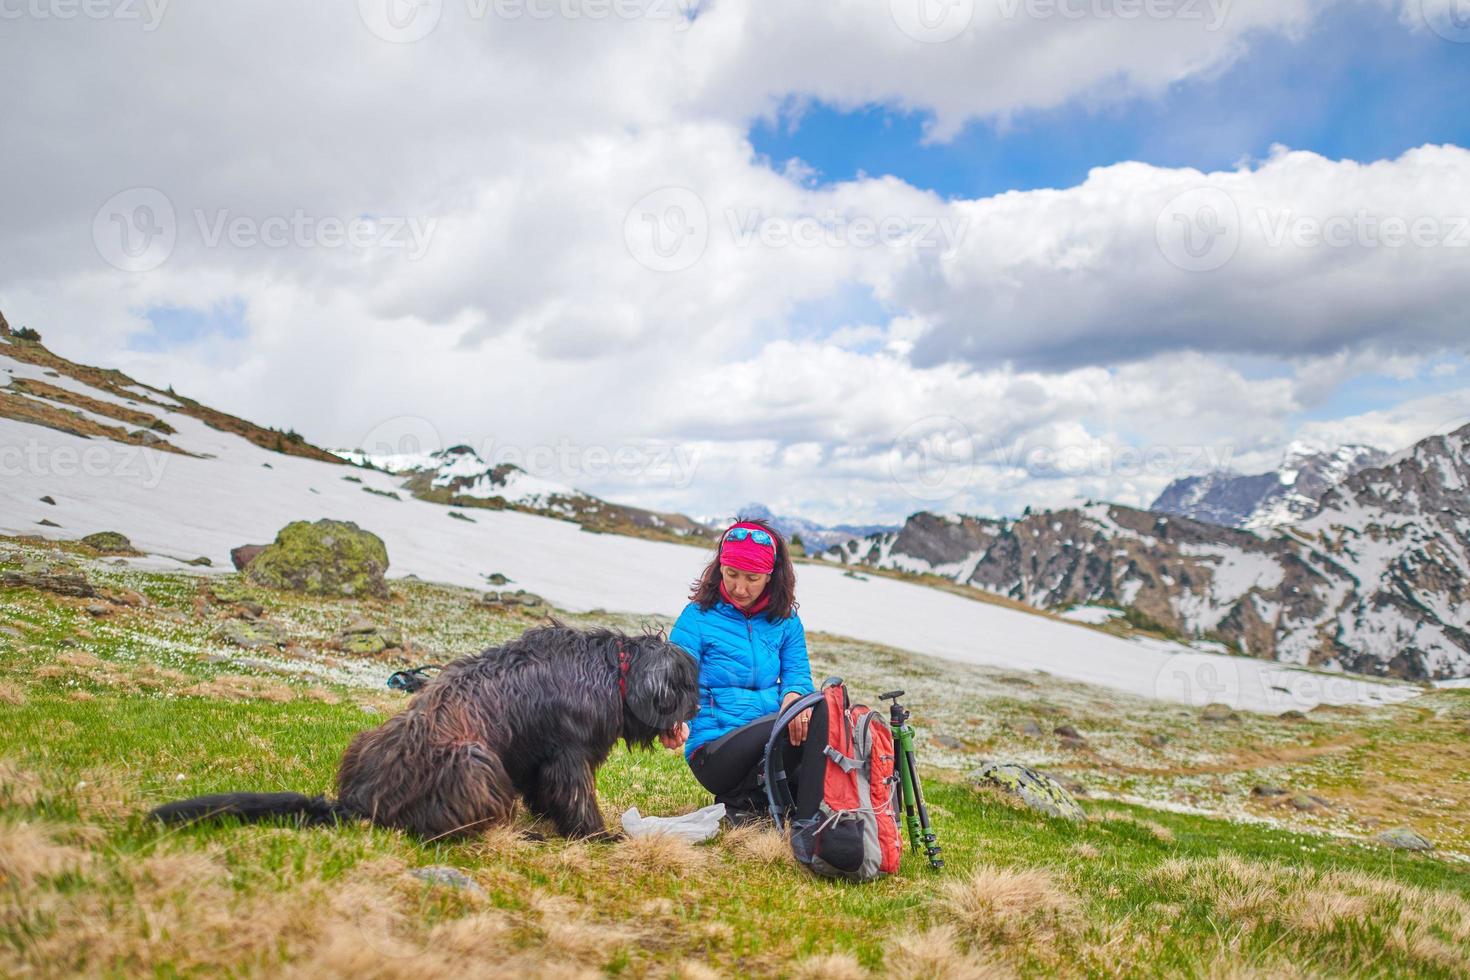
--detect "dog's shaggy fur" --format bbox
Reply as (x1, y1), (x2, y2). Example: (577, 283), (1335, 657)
(149, 622), (699, 840)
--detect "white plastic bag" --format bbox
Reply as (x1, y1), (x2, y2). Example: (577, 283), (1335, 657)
(620, 802), (726, 843)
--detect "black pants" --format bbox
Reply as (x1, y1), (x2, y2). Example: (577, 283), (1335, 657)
(687, 701), (828, 820)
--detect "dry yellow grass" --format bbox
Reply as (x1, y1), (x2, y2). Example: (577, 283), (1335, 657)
(0, 821), (90, 889)
(886, 926), (1014, 979)
(792, 951), (868, 979)
(181, 674), (296, 702)
(613, 829), (709, 875)
(1143, 854), (1470, 974)
(0, 762), (43, 807)
(937, 864), (1079, 947)
(722, 824), (791, 865)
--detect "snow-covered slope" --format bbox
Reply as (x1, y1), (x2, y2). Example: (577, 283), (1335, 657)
(0, 338), (1413, 712)
(1151, 444), (1388, 530)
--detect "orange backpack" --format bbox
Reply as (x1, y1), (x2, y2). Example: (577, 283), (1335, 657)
(762, 679), (903, 881)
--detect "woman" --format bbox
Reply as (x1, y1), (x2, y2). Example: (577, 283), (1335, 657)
(663, 517), (828, 826)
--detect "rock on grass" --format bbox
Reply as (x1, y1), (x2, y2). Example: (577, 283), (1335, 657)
(1376, 827), (1433, 851)
(969, 761), (1085, 821)
(245, 519), (389, 600)
(80, 531), (140, 555)
(2, 561), (96, 598)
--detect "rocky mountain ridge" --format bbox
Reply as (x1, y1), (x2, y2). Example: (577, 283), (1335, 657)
(828, 426), (1470, 679)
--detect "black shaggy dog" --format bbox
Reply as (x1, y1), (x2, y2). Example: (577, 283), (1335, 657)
(149, 623), (699, 840)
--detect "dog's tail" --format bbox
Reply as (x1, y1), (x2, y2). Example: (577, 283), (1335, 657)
(148, 792), (356, 828)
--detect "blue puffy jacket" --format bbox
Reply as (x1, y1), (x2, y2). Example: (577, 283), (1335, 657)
(669, 597), (814, 758)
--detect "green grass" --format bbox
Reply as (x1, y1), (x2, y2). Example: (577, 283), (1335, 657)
(2, 537), (1468, 977)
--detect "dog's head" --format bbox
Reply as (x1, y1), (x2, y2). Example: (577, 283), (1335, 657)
(618, 632), (700, 747)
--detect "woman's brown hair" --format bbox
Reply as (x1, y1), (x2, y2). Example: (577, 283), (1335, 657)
(688, 516), (798, 621)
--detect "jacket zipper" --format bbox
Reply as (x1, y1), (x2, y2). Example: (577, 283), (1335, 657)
(747, 619), (757, 691)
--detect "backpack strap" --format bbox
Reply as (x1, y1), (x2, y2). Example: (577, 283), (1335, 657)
(762, 679), (842, 829)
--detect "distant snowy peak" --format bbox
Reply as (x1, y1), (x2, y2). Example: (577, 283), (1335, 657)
(1151, 443), (1388, 530)
(333, 444), (710, 538)
(700, 502), (898, 552)
(334, 445), (583, 508)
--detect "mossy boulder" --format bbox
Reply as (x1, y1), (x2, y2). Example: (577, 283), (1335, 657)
(80, 531), (139, 555)
(218, 619), (288, 650)
(341, 632), (388, 656)
(1, 561), (96, 598)
(245, 519), (390, 599)
(969, 761), (1085, 821)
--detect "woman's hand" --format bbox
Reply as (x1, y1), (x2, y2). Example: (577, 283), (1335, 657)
(782, 692), (814, 746)
(658, 722), (689, 750)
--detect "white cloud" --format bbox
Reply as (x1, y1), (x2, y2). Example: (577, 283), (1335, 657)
(0, 0), (1465, 525)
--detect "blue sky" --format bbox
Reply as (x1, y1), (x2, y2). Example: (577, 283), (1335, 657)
(131, 298), (247, 353)
(751, 2), (1470, 200)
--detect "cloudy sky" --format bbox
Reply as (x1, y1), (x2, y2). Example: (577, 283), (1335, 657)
(2, 0), (1468, 525)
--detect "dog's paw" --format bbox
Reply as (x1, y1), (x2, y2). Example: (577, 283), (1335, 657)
(519, 830), (548, 842)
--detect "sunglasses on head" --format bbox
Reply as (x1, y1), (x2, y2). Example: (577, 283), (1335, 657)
(724, 527), (774, 547)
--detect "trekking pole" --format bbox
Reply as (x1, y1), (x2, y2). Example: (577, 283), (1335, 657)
(880, 690), (943, 871)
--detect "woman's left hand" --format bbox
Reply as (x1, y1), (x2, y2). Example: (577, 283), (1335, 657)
(658, 722), (689, 750)
(782, 692), (813, 745)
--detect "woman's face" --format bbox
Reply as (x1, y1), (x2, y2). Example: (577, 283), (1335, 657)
(720, 564), (770, 607)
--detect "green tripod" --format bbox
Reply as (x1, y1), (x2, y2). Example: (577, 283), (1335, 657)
(880, 690), (944, 870)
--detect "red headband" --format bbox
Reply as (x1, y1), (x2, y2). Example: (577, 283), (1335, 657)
(719, 522), (776, 574)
